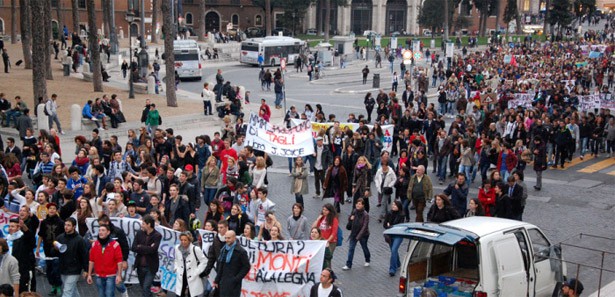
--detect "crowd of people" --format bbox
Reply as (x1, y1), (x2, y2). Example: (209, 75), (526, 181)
(3, 19), (615, 297)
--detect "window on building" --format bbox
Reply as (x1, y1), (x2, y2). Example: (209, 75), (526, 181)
(51, 0), (58, 7)
(0, 18), (4, 35)
(232, 14), (239, 26)
(184, 0), (194, 4)
(274, 12), (284, 28)
(185, 13), (193, 24)
(255, 15), (263, 27)
(523, 0), (530, 11)
(78, 0), (86, 8)
(206, 0), (218, 4)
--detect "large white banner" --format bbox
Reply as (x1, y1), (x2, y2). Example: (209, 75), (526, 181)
(86, 217), (182, 291)
(245, 113), (315, 157)
(307, 121), (395, 153)
(197, 230), (326, 297)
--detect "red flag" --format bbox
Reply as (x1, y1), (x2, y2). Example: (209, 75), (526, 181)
(510, 55), (518, 67)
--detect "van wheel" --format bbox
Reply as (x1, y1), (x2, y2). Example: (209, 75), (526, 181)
(270, 59), (276, 66)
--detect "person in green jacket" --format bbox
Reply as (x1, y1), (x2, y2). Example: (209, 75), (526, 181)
(146, 103), (160, 134)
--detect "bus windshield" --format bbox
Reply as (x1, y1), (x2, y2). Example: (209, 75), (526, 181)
(175, 53), (199, 61)
(241, 44), (259, 52)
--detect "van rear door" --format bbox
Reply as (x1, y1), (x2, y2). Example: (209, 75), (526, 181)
(384, 223), (478, 245)
(493, 234), (529, 297)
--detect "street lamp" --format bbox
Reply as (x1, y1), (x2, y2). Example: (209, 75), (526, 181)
(126, 12), (135, 99)
(292, 11), (296, 37)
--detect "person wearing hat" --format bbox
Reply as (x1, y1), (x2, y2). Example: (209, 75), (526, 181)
(562, 278), (584, 297)
(532, 135), (547, 191)
(125, 201), (142, 219)
(36, 203), (64, 296)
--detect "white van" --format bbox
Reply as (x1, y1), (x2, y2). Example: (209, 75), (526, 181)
(385, 217), (566, 297)
(173, 39), (202, 80)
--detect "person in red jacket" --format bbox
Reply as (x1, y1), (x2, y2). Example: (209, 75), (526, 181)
(496, 142), (518, 181)
(477, 181), (496, 217)
(87, 224), (124, 297)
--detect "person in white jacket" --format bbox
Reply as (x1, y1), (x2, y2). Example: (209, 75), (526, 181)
(201, 82), (215, 116)
(375, 162), (397, 222)
(174, 231), (207, 297)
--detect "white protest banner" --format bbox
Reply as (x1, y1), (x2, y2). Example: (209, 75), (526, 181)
(201, 228), (326, 297)
(0, 210), (19, 253)
(86, 218), (182, 292)
(310, 122), (395, 153)
(579, 95), (601, 112)
(508, 93), (535, 109)
(245, 113), (315, 157)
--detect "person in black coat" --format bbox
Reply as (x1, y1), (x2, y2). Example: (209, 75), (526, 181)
(502, 176), (523, 220)
(427, 194), (460, 223)
(9, 212), (38, 293)
(214, 231), (250, 297)
(56, 218), (89, 297)
(383, 200), (405, 276)
(532, 136), (547, 190)
(165, 184), (191, 225)
(493, 183), (513, 219)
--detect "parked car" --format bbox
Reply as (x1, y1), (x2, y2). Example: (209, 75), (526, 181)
(385, 217), (566, 297)
(306, 28), (317, 36)
(246, 27), (265, 38)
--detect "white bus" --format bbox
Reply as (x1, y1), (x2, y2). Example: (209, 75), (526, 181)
(173, 39), (202, 80)
(240, 36), (306, 66)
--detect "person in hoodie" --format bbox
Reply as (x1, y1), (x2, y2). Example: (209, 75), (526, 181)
(36, 203), (64, 296)
(56, 217), (89, 297)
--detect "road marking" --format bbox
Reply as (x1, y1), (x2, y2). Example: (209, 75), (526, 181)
(554, 155), (594, 170)
(607, 170), (615, 176)
(578, 158), (615, 173)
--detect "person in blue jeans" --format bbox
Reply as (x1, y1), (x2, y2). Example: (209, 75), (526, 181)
(131, 215), (162, 297)
(342, 198), (371, 270)
(87, 224), (125, 297)
(383, 200), (405, 276)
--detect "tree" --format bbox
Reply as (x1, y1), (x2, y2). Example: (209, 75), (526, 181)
(549, 0), (573, 35)
(573, 0), (596, 24)
(56, 0), (63, 33)
(31, 0), (47, 106)
(19, 0), (32, 69)
(87, 0), (103, 92)
(198, 0), (206, 42)
(71, 0), (80, 35)
(418, 0), (456, 35)
(503, 0), (518, 32)
(443, 0), (449, 41)
(151, 0), (158, 43)
(161, 0), (177, 107)
(102, 0), (110, 42)
(266, 0), (272, 36)
(11, 0), (17, 44)
(44, 0), (53, 80)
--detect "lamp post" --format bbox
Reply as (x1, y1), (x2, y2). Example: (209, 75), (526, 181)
(292, 11), (296, 37)
(126, 12), (135, 99)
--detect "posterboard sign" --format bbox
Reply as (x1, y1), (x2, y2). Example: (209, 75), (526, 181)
(601, 93), (615, 111)
(446, 42), (454, 58)
(508, 93), (535, 109)
(307, 121), (395, 153)
(480, 93), (497, 105)
(245, 113), (315, 158)
(199, 229), (327, 297)
(86, 217), (182, 292)
(579, 95), (601, 111)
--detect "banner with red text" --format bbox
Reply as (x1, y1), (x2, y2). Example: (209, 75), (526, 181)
(307, 121), (395, 153)
(197, 230), (326, 297)
(245, 113), (315, 157)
